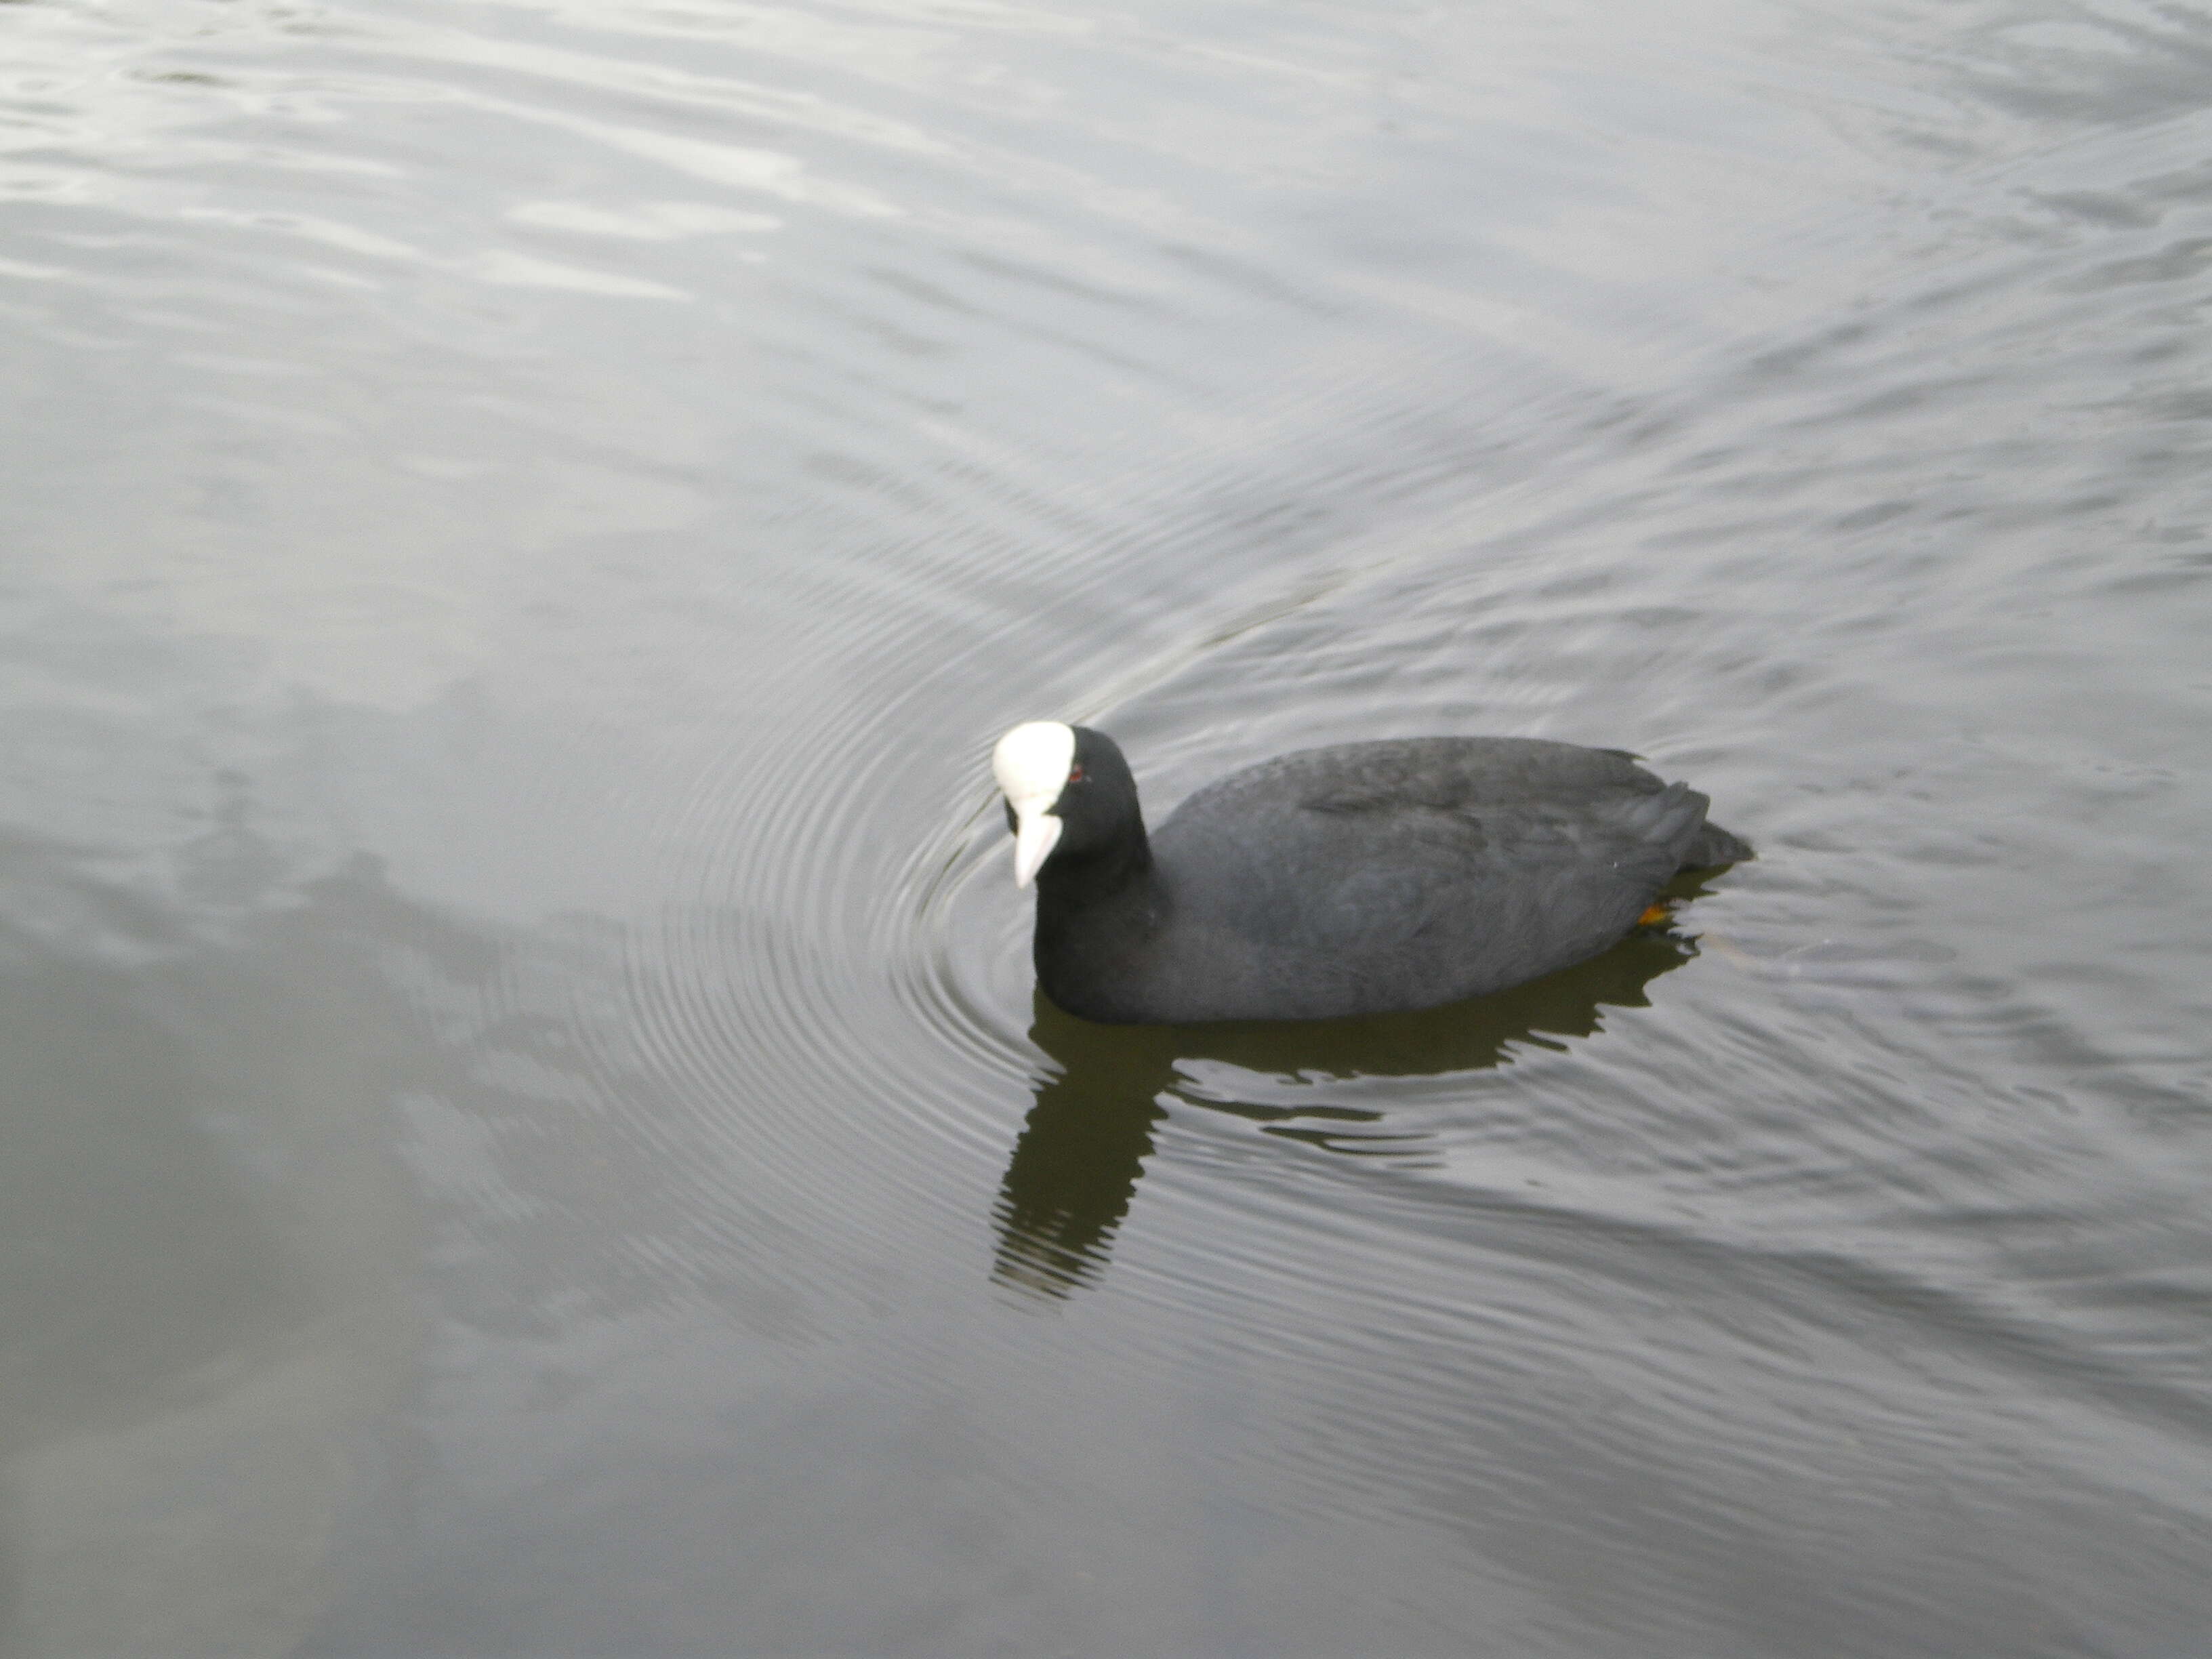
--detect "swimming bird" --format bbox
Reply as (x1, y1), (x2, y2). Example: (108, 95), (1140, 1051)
(992, 721), (1750, 1024)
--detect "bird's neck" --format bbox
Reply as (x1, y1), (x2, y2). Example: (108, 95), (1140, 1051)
(1035, 823), (1153, 915)
(1031, 829), (1162, 1023)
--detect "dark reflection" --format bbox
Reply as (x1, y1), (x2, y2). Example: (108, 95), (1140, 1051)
(993, 880), (1720, 1298)
(990, 1020), (1171, 1298)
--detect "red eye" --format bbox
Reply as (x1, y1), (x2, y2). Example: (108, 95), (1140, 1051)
(1068, 765), (1085, 782)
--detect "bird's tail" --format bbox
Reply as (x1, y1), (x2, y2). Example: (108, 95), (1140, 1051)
(1681, 820), (1753, 869)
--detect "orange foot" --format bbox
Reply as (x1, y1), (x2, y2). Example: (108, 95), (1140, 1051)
(1637, 904), (1671, 928)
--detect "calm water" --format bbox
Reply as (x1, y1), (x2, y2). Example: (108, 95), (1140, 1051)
(4, 0), (2211, 1653)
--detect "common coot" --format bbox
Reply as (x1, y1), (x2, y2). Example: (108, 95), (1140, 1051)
(993, 720), (1750, 1025)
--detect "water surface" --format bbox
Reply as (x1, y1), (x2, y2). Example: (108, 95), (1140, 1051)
(3, 0), (2209, 1654)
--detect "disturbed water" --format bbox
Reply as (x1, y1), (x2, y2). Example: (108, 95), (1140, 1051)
(4, 0), (2211, 1654)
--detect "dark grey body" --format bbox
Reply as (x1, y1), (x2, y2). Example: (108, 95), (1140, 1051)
(1023, 732), (1750, 1025)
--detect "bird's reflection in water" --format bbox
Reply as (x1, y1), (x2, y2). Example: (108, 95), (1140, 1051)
(992, 883), (1721, 1299)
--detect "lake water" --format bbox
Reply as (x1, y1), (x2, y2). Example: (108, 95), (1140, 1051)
(4, 0), (2210, 1654)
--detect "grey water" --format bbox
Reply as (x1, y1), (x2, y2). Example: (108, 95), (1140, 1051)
(3, 0), (2210, 1654)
